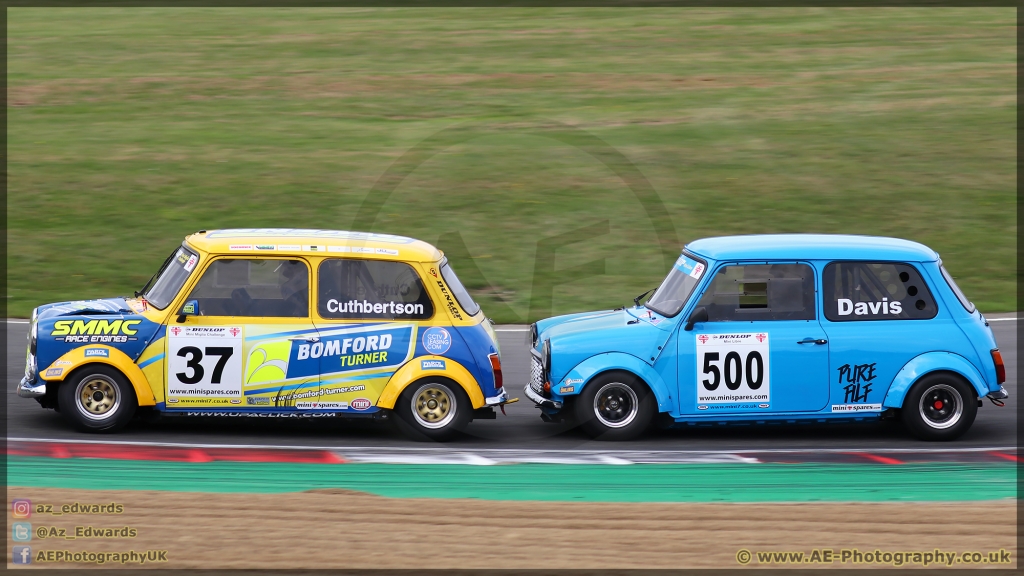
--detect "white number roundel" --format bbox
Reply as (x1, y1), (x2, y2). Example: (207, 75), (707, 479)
(696, 333), (770, 405)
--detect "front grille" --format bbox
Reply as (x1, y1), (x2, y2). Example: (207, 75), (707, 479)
(530, 349), (544, 395)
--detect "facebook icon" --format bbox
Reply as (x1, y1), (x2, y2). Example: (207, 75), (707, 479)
(12, 546), (32, 565)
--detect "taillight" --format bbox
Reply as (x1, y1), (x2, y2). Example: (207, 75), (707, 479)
(991, 349), (1005, 384)
(488, 353), (503, 390)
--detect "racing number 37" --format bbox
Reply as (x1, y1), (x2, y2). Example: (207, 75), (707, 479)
(175, 347), (233, 384)
(695, 333), (771, 405)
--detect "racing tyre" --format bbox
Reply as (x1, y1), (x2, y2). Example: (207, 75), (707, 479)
(393, 379), (471, 441)
(58, 365), (137, 433)
(901, 373), (977, 441)
(575, 372), (655, 440)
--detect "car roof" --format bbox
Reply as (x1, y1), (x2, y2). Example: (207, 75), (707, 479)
(185, 228), (443, 262)
(685, 234), (939, 262)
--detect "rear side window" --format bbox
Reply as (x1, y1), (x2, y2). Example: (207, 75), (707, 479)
(187, 259), (308, 317)
(438, 259), (480, 317)
(695, 263), (816, 321)
(940, 264), (975, 313)
(318, 259), (433, 320)
(823, 262), (937, 321)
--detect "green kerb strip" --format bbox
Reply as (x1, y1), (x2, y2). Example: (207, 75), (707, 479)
(8, 457), (1016, 502)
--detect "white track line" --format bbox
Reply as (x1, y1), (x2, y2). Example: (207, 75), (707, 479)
(987, 317), (1017, 322)
(7, 436), (1015, 455)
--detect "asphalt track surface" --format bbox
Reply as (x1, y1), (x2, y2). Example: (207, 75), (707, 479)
(6, 318), (1017, 452)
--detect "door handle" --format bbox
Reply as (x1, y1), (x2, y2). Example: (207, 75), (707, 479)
(288, 336), (320, 343)
(797, 338), (828, 345)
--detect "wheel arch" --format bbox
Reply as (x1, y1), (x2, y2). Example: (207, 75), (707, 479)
(883, 352), (987, 409)
(377, 355), (485, 410)
(39, 345), (156, 406)
(557, 352), (673, 412)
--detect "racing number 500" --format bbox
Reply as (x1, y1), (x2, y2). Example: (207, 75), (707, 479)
(175, 346), (234, 385)
(701, 351), (764, 391)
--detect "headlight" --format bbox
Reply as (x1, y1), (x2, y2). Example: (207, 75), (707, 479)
(542, 338), (551, 380)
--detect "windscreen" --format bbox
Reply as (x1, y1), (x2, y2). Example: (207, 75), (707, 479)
(646, 252), (707, 317)
(144, 246), (199, 310)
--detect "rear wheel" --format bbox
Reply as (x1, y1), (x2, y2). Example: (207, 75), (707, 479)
(394, 379), (471, 441)
(575, 372), (655, 440)
(58, 365), (137, 433)
(901, 373), (977, 441)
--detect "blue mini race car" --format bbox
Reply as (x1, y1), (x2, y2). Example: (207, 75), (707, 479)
(525, 234), (1008, 441)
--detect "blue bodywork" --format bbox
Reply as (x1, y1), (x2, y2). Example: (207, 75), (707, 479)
(529, 234), (1006, 425)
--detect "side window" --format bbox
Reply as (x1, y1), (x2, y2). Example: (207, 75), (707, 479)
(187, 259), (309, 318)
(696, 263), (815, 321)
(823, 261), (937, 321)
(318, 259), (433, 320)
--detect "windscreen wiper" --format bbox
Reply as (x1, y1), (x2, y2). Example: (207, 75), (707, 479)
(633, 288), (656, 307)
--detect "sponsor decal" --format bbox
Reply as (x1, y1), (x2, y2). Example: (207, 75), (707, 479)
(565, 378), (583, 385)
(327, 245), (350, 253)
(285, 326), (413, 379)
(229, 244), (254, 251)
(351, 398), (372, 411)
(278, 244), (302, 252)
(429, 267), (438, 278)
(229, 398), (241, 404)
(84, 348), (109, 358)
(183, 254), (198, 272)
(303, 245), (327, 252)
(275, 384), (366, 402)
(422, 327), (452, 355)
(167, 398), (179, 404)
(758, 403), (770, 408)
(831, 403), (883, 413)
(51, 319), (143, 344)
(695, 332), (770, 405)
(246, 397), (271, 405)
(698, 405), (709, 410)
(54, 360), (72, 366)
(435, 280), (464, 320)
(351, 247), (375, 254)
(838, 362), (877, 404)
(44, 368), (63, 377)
(375, 248), (399, 256)
(296, 401), (349, 409)
(324, 298), (425, 317)
(559, 386), (575, 394)
(674, 254), (705, 280)
(837, 298), (902, 317)
(181, 301), (197, 315)
(254, 244), (276, 251)
(421, 359), (446, 370)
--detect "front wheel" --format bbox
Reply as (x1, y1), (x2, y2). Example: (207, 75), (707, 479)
(393, 379), (471, 441)
(58, 365), (137, 433)
(575, 373), (655, 440)
(901, 373), (977, 441)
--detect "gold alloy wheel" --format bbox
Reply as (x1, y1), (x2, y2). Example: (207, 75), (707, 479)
(76, 375), (121, 421)
(412, 383), (457, 429)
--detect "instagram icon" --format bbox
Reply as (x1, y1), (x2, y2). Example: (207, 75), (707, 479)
(11, 499), (31, 518)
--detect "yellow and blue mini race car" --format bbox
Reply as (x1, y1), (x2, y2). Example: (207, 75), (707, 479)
(19, 229), (513, 440)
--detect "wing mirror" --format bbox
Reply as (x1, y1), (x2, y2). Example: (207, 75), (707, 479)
(684, 306), (708, 331)
(176, 299), (199, 323)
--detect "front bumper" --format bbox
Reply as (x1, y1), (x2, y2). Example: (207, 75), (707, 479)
(987, 386), (1010, 401)
(524, 384), (562, 409)
(18, 377), (46, 399)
